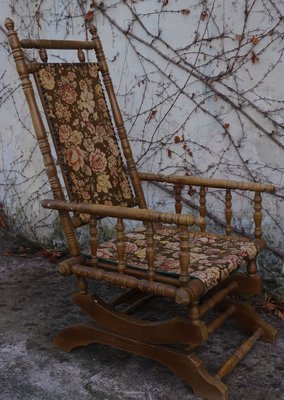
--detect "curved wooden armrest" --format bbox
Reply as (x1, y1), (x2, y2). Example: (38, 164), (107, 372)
(41, 199), (204, 227)
(138, 172), (276, 193)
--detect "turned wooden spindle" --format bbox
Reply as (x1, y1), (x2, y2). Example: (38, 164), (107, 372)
(39, 48), (48, 62)
(116, 218), (126, 274)
(216, 328), (263, 379)
(77, 48), (85, 63)
(199, 187), (207, 232)
(89, 24), (147, 209)
(179, 225), (190, 285)
(145, 222), (155, 281)
(76, 276), (88, 294)
(225, 189), (232, 235)
(89, 215), (99, 266)
(207, 306), (236, 335)
(254, 192), (262, 239)
(247, 258), (258, 277)
(188, 300), (200, 322)
(174, 185), (183, 214)
(5, 18), (80, 257)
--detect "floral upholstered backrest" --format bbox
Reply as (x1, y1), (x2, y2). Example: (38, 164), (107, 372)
(34, 63), (135, 216)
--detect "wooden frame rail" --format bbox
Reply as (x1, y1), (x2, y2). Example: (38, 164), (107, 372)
(41, 199), (204, 227)
(139, 172), (276, 240)
(20, 39), (94, 50)
(138, 172), (276, 193)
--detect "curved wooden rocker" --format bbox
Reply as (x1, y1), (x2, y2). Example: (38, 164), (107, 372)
(5, 17), (277, 400)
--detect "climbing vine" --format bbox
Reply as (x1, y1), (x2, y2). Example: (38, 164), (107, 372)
(0, 1), (283, 268)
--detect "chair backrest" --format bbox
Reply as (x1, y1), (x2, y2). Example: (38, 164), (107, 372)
(34, 62), (134, 211)
(5, 19), (147, 228)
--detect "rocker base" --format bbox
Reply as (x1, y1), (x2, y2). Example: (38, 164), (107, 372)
(54, 323), (228, 400)
(53, 291), (277, 400)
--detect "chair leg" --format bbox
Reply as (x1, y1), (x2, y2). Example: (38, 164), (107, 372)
(54, 323), (228, 400)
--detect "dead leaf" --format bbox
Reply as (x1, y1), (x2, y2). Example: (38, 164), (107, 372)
(200, 10), (208, 21)
(181, 9), (190, 15)
(183, 144), (193, 157)
(174, 135), (181, 143)
(262, 301), (277, 312)
(251, 51), (259, 64)
(147, 109), (157, 123)
(275, 309), (284, 320)
(261, 297), (284, 320)
(167, 148), (172, 158)
(224, 123), (230, 131)
(85, 10), (94, 21)
(251, 35), (259, 46)
(38, 248), (65, 263)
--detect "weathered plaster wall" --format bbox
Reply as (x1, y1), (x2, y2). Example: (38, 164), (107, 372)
(0, 1), (283, 294)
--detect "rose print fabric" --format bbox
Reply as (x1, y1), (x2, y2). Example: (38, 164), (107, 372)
(97, 226), (261, 292)
(35, 63), (134, 220)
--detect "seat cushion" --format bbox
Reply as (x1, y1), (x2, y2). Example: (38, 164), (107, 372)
(97, 226), (262, 292)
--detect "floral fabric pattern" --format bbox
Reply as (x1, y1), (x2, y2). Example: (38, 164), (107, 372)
(35, 63), (134, 218)
(97, 226), (260, 292)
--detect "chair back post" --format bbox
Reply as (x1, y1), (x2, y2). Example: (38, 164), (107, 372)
(89, 24), (147, 209)
(5, 18), (80, 256)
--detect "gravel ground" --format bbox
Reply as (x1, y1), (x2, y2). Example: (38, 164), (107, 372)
(0, 229), (283, 400)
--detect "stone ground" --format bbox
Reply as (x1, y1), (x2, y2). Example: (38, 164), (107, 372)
(0, 229), (284, 400)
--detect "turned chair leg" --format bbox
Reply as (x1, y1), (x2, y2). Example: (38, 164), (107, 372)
(247, 258), (258, 277)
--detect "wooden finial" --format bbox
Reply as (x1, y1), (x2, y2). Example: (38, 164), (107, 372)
(89, 24), (97, 37)
(5, 18), (14, 31)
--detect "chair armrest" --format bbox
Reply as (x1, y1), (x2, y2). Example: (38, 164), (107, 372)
(41, 199), (204, 227)
(138, 172), (276, 193)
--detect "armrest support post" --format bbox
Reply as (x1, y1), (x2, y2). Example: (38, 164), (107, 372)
(89, 216), (98, 266)
(179, 226), (190, 285)
(116, 218), (126, 274)
(225, 189), (232, 236)
(254, 192), (262, 239)
(199, 187), (207, 232)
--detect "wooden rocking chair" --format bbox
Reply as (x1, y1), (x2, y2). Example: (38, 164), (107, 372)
(6, 18), (277, 400)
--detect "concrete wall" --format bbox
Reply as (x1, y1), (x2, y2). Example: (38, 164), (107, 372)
(0, 1), (283, 294)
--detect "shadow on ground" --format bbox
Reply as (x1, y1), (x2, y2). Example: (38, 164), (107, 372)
(0, 230), (283, 400)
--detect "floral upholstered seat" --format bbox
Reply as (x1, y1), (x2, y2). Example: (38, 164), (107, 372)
(97, 226), (262, 292)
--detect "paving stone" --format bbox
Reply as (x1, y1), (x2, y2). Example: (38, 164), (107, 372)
(0, 231), (283, 400)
